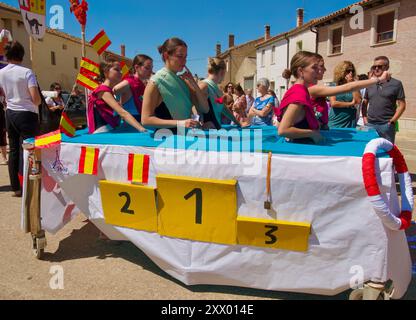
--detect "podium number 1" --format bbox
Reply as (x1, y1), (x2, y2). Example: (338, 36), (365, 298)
(184, 188), (202, 224)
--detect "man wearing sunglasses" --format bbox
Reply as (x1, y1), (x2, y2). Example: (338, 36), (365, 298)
(362, 56), (406, 143)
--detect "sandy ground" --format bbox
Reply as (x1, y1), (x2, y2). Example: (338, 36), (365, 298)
(0, 132), (415, 300)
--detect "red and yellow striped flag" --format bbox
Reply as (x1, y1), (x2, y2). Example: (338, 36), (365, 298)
(90, 30), (111, 55)
(35, 130), (62, 149)
(120, 61), (130, 78)
(76, 73), (99, 91)
(60, 112), (76, 137)
(78, 146), (99, 175)
(127, 154), (150, 184)
(80, 57), (100, 77)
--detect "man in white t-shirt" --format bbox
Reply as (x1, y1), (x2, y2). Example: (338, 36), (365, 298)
(0, 41), (41, 197)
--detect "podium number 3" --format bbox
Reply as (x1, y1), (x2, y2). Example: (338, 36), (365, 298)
(184, 188), (202, 224)
(119, 192), (134, 215)
(265, 225), (278, 244)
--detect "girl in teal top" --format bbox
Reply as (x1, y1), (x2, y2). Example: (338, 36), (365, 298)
(141, 38), (209, 130)
(198, 58), (242, 129)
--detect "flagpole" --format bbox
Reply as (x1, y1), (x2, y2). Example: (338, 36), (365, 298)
(81, 25), (86, 58)
(81, 24), (89, 125)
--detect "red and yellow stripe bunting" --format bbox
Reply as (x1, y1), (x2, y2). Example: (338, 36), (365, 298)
(127, 154), (150, 184)
(35, 130), (62, 149)
(78, 146), (99, 175)
(90, 30), (111, 55)
(77, 57), (100, 91)
(120, 61), (130, 78)
(60, 112), (76, 137)
(80, 57), (100, 76)
(76, 73), (99, 91)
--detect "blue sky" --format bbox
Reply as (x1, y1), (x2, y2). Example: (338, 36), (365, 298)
(4, 0), (356, 76)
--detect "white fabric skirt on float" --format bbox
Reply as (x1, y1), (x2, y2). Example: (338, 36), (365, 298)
(21, 140), (412, 298)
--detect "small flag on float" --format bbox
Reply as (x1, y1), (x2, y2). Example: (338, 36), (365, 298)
(127, 154), (150, 184)
(76, 73), (99, 91)
(120, 61), (130, 78)
(35, 130), (62, 149)
(80, 57), (100, 76)
(60, 112), (76, 137)
(90, 29), (111, 55)
(78, 146), (99, 175)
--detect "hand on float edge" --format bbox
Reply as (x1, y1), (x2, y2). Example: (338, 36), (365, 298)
(179, 119), (201, 129)
(311, 130), (325, 145)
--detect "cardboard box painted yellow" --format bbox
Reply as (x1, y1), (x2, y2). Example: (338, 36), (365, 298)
(237, 216), (311, 252)
(100, 181), (157, 232)
(156, 174), (238, 245)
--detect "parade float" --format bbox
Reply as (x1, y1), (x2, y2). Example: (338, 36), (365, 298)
(17, 0), (413, 300)
(21, 125), (414, 300)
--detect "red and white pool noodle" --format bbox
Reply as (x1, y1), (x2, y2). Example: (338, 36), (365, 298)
(363, 138), (414, 231)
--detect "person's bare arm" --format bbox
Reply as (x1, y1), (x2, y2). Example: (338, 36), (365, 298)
(361, 99), (368, 125)
(46, 100), (58, 111)
(353, 91), (361, 106)
(100, 91), (146, 132)
(141, 82), (198, 129)
(181, 67), (209, 114)
(329, 95), (356, 108)
(253, 104), (273, 117)
(309, 71), (390, 98)
(390, 99), (406, 124)
(222, 104), (241, 126)
(197, 81), (209, 101)
(113, 79), (133, 105)
(29, 86), (41, 106)
(188, 85), (209, 114)
(278, 104), (323, 143)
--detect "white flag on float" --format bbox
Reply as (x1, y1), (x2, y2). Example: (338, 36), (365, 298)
(19, 0), (46, 40)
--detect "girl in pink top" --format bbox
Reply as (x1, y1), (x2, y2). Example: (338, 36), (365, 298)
(277, 51), (323, 144)
(113, 54), (153, 122)
(87, 60), (146, 134)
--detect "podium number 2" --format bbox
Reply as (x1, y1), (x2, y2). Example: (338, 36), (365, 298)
(184, 188), (202, 224)
(265, 225), (278, 244)
(119, 192), (134, 215)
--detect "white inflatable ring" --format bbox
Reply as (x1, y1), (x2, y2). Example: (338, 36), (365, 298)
(362, 138), (414, 231)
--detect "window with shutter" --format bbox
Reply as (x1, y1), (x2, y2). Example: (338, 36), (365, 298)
(51, 51), (56, 66)
(332, 28), (342, 54)
(377, 11), (395, 43)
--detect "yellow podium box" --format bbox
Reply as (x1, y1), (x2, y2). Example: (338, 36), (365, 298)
(99, 181), (157, 232)
(156, 174), (237, 245)
(237, 216), (311, 252)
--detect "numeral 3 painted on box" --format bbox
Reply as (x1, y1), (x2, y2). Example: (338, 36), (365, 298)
(237, 216), (311, 252)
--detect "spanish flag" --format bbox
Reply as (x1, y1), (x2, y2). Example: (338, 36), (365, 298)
(76, 73), (99, 91)
(78, 146), (100, 175)
(35, 130), (62, 149)
(90, 30), (111, 55)
(127, 154), (150, 184)
(120, 61), (130, 78)
(80, 57), (100, 77)
(60, 112), (76, 137)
